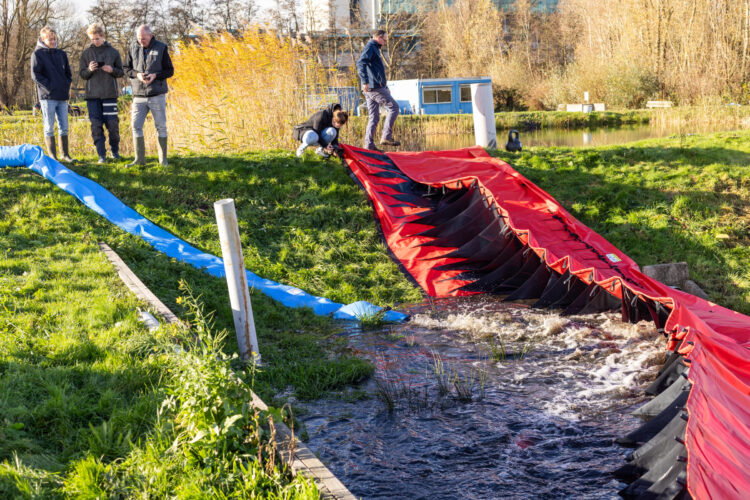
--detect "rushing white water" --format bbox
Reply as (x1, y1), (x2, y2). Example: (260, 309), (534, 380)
(298, 296), (666, 499)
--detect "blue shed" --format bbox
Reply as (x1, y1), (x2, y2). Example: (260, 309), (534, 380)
(387, 77), (492, 115)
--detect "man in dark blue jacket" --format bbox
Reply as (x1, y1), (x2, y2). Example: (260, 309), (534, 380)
(356, 30), (400, 151)
(31, 26), (73, 161)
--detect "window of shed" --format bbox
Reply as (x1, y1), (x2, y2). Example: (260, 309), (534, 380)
(460, 85), (472, 102)
(423, 86), (452, 104)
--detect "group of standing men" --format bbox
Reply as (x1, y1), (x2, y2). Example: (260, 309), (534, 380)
(33, 24), (399, 165)
(30, 23), (173, 165)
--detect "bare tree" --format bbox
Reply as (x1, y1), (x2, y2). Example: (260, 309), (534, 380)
(209, 0), (256, 32)
(0, 0), (59, 111)
(376, 0), (434, 80)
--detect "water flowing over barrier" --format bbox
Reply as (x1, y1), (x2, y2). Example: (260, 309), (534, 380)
(0, 144), (407, 323)
(342, 145), (750, 499)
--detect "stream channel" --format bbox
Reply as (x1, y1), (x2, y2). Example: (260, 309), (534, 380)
(418, 122), (748, 150)
(297, 296), (666, 499)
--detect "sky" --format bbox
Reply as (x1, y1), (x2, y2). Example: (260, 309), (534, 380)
(71, 0), (95, 21)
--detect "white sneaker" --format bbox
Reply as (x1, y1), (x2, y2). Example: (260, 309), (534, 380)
(296, 144), (306, 157)
(315, 147), (331, 159)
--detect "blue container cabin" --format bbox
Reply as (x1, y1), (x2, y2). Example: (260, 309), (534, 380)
(387, 77), (492, 115)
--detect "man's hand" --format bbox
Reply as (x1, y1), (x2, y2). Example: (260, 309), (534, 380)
(88, 61), (98, 71)
(137, 72), (155, 84)
(362, 83), (370, 93)
(101, 64), (113, 73)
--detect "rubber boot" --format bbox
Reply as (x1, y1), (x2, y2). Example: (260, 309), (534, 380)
(44, 136), (57, 160)
(59, 135), (73, 162)
(126, 136), (145, 167)
(157, 136), (168, 166)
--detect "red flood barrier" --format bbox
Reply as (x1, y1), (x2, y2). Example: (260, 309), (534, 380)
(342, 145), (750, 499)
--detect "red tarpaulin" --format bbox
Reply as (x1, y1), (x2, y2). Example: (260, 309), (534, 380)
(343, 145), (750, 499)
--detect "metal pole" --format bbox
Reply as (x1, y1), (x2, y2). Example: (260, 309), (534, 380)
(471, 82), (497, 149)
(214, 199), (260, 362)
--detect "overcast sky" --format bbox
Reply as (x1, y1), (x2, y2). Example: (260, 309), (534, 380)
(71, 0), (95, 20)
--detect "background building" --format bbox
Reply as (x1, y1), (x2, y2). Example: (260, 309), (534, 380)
(301, 0), (558, 34)
(388, 77), (492, 115)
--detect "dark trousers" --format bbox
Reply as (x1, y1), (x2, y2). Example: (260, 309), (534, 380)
(87, 99), (120, 157)
(364, 87), (399, 149)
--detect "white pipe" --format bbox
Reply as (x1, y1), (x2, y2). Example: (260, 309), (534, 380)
(214, 199), (260, 363)
(471, 82), (497, 149)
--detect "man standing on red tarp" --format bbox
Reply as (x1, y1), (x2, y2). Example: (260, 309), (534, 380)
(356, 29), (400, 152)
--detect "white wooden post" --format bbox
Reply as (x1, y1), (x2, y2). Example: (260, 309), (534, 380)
(214, 199), (260, 362)
(471, 82), (497, 149)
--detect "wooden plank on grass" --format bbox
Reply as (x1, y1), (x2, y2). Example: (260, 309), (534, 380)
(98, 242), (182, 325)
(98, 242), (356, 500)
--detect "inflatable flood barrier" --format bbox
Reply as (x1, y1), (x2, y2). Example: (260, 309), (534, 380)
(342, 145), (750, 499)
(0, 144), (407, 323)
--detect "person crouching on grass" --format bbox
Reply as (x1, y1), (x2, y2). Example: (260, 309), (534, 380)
(79, 23), (124, 164)
(293, 103), (349, 159)
(31, 26), (73, 162)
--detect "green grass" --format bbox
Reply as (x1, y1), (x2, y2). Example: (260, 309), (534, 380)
(1, 122), (749, 495)
(494, 130), (750, 313)
(0, 152), (396, 496)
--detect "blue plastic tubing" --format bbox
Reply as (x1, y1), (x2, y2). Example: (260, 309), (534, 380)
(0, 144), (407, 322)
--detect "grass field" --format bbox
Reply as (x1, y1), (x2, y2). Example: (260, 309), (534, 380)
(1, 121), (749, 496)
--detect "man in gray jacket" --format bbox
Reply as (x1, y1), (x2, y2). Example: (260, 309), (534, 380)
(79, 23), (124, 163)
(123, 24), (174, 166)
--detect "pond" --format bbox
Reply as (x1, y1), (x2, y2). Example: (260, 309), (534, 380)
(406, 122), (748, 150)
(297, 297), (665, 499)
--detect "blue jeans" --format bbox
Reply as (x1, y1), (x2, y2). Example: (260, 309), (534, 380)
(131, 94), (167, 138)
(40, 100), (69, 137)
(364, 87), (399, 149)
(300, 127), (337, 150)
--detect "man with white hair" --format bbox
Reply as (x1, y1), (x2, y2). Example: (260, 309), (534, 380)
(123, 24), (174, 166)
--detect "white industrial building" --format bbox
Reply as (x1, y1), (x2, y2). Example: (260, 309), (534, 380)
(302, 0), (380, 33)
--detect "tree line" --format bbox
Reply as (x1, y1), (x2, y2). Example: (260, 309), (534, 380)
(3, 0), (750, 112)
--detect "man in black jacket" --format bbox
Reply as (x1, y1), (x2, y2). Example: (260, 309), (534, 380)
(123, 24), (174, 166)
(80, 23), (124, 163)
(293, 103), (348, 158)
(30, 26), (73, 161)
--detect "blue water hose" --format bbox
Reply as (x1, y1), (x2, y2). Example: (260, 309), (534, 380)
(0, 144), (408, 322)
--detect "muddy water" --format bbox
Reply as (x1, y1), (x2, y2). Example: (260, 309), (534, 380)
(297, 296), (666, 499)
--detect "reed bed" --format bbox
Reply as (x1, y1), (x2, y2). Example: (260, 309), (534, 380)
(650, 103), (750, 133)
(167, 30), (325, 153)
(0, 111), (165, 157)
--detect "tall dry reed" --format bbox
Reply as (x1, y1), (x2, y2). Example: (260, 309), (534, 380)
(167, 29), (325, 152)
(0, 109), (165, 158)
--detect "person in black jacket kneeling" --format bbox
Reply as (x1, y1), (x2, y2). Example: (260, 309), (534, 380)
(79, 23), (124, 163)
(293, 103), (348, 158)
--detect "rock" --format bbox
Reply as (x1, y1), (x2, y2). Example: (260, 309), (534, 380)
(683, 279), (710, 300)
(642, 262), (690, 287)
